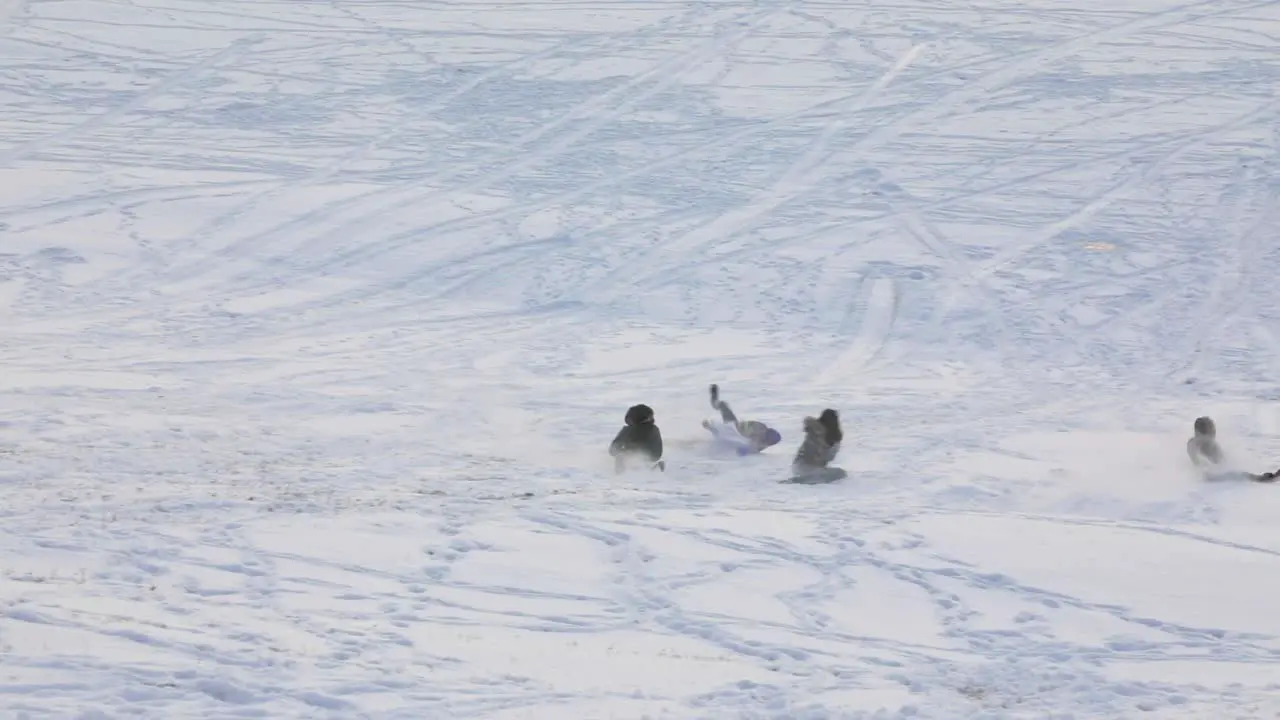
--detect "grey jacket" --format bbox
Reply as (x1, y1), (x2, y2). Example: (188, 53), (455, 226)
(793, 416), (839, 471)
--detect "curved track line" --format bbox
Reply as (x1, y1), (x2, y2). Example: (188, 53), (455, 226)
(811, 277), (898, 389)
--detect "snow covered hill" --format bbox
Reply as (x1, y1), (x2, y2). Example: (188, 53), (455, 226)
(2, 0), (1279, 717)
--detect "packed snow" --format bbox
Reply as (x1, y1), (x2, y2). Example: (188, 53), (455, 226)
(2, 0), (1280, 717)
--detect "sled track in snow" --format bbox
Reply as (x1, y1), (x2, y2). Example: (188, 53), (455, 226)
(587, 42), (927, 302)
(110, 0), (1243, 334)
(6, 473), (1276, 716)
(579, 0), (1279, 314)
(148, 0), (1221, 327)
(0, 38), (260, 169)
(1171, 159), (1280, 383)
(153, 3), (782, 304)
(976, 95), (1280, 282)
(6, 1), (1280, 716)
(213, 14), (1083, 327)
(811, 277), (899, 391)
(103, 3), (722, 296)
(506, 499), (1280, 716)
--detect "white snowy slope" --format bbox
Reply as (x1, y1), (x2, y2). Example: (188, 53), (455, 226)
(2, 0), (1280, 717)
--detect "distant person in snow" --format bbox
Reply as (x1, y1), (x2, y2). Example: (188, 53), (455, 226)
(701, 384), (782, 456)
(1186, 416), (1224, 468)
(609, 403), (665, 473)
(1186, 416), (1278, 483)
(788, 408), (846, 483)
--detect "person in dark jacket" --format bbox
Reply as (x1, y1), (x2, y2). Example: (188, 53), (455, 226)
(789, 408), (845, 482)
(1186, 416), (1278, 483)
(701, 384), (782, 455)
(609, 403), (665, 473)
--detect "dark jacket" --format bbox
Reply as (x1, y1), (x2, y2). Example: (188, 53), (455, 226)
(610, 404), (663, 465)
(610, 422), (663, 462)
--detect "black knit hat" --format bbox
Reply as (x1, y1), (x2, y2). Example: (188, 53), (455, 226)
(625, 404), (655, 425)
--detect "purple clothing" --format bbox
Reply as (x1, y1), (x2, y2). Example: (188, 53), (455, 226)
(706, 422), (755, 456)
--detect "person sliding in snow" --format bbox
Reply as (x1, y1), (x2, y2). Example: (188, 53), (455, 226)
(1186, 416), (1224, 468)
(790, 408), (844, 481)
(609, 403), (665, 473)
(701, 384), (782, 456)
(1186, 416), (1278, 483)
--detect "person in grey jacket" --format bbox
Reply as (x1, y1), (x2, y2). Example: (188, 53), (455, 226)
(790, 409), (843, 481)
(1186, 416), (1277, 483)
(702, 384), (782, 455)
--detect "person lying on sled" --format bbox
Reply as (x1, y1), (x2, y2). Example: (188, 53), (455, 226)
(702, 384), (781, 456)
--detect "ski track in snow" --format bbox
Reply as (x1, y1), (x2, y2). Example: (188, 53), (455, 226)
(2, 0), (1280, 717)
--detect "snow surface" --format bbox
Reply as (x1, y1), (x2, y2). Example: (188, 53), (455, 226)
(2, 0), (1280, 717)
